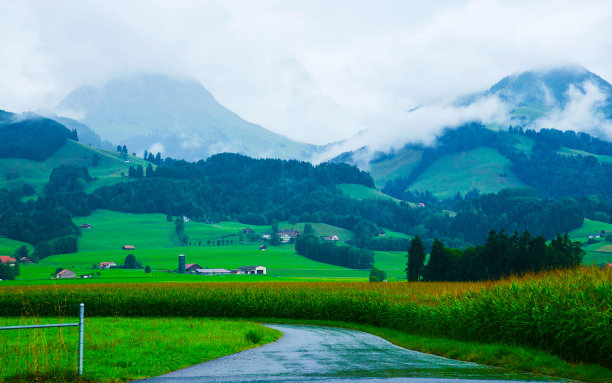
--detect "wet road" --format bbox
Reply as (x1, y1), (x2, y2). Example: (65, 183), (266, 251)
(134, 324), (565, 383)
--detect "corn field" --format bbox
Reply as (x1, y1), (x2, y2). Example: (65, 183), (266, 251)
(1, 267), (610, 367)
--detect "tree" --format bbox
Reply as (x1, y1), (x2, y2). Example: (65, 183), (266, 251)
(369, 267), (386, 282)
(354, 219), (379, 248)
(423, 238), (446, 281)
(92, 153), (100, 167)
(146, 163), (154, 178)
(303, 223), (314, 236)
(145, 265), (151, 273)
(124, 254), (141, 269)
(175, 217), (185, 237)
(270, 220), (280, 246)
(13, 245), (28, 260)
(406, 236), (426, 281)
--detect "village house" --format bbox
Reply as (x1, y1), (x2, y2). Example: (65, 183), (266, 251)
(278, 229), (300, 243)
(0, 256), (16, 265)
(19, 257), (32, 264)
(98, 261), (116, 269)
(236, 265), (267, 275)
(259, 245), (267, 251)
(122, 245), (136, 250)
(195, 268), (231, 275)
(186, 263), (203, 273)
(55, 269), (76, 279)
(322, 235), (340, 241)
(242, 228), (254, 234)
(262, 233), (272, 240)
(378, 229), (386, 237)
(80, 223), (92, 229)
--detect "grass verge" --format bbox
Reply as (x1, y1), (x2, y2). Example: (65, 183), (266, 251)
(0, 317), (281, 383)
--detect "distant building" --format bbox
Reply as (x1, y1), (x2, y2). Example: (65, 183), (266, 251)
(322, 235), (340, 241)
(98, 262), (116, 269)
(19, 257), (32, 264)
(378, 230), (386, 237)
(56, 269), (76, 279)
(236, 265), (266, 275)
(186, 263), (203, 273)
(80, 223), (92, 229)
(242, 228), (254, 234)
(122, 245), (136, 250)
(259, 245), (267, 251)
(195, 268), (232, 275)
(278, 229), (300, 243)
(79, 273), (94, 279)
(0, 256), (16, 265)
(262, 233), (272, 240)
(418, 203), (425, 207)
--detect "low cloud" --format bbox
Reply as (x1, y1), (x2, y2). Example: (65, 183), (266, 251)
(148, 142), (165, 156)
(313, 95), (510, 166)
(533, 81), (612, 140)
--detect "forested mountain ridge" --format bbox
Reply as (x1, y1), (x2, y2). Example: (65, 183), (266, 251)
(333, 66), (612, 197)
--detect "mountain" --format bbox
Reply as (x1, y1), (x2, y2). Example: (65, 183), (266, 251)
(462, 65), (612, 121)
(331, 66), (612, 199)
(56, 74), (318, 161)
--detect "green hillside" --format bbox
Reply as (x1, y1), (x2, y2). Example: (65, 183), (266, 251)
(409, 147), (526, 199)
(568, 218), (612, 265)
(0, 237), (32, 255)
(0, 140), (150, 195)
(558, 147), (612, 164)
(369, 148), (422, 187)
(338, 183), (401, 203)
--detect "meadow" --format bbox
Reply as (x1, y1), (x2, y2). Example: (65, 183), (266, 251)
(0, 316), (280, 382)
(2, 267), (609, 373)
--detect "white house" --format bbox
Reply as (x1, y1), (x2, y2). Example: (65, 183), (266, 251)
(235, 265), (266, 275)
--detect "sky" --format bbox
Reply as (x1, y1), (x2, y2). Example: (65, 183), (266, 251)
(1, 0), (612, 146)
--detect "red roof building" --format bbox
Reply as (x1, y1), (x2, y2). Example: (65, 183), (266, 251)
(122, 245), (135, 250)
(0, 256), (16, 265)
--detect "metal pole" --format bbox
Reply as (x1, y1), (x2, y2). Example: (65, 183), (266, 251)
(78, 303), (84, 376)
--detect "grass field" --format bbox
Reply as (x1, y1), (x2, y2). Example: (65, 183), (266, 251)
(0, 140), (150, 195)
(368, 147), (423, 188)
(0, 316), (280, 382)
(409, 147), (526, 199)
(1, 267), (609, 380)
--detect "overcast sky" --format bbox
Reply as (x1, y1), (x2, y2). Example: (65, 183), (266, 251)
(1, 0), (611, 145)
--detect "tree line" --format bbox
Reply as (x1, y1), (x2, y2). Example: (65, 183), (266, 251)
(407, 229), (585, 282)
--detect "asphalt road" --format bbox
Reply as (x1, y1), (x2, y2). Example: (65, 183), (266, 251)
(134, 324), (566, 383)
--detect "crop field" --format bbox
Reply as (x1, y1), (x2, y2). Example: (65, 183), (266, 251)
(0, 316), (280, 382)
(2, 267), (609, 371)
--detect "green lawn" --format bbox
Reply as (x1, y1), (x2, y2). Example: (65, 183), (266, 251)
(0, 316), (280, 382)
(409, 147), (526, 200)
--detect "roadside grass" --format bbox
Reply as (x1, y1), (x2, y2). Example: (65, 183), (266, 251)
(255, 318), (612, 383)
(0, 317), (281, 383)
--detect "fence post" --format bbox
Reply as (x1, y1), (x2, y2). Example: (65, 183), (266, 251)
(78, 303), (84, 376)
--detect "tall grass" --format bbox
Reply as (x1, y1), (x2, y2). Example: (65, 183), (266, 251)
(1, 267), (609, 367)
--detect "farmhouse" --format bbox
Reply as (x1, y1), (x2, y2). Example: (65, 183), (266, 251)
(56, 269), (76, 279)
(262, 233), (272, 240)
(322, 235), (340, 241)
(236, 265), (266, 275)
(259, 245), (267, 251)
(0, 256), (16, 265)
(98, 261), (116, 269)
(19, 257), (32, 264)
(278, 229), (299, 243)
(195, 268), (231, 275)
(242, 228), (254, 234)
(80, 223), (92, 229)
(186, 263), (203, 273)
(122, 245), (136, 250)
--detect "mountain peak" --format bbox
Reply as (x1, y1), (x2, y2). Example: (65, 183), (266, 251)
(55, 74), (317, 161)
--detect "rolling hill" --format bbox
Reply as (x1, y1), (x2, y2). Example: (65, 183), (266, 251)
(56, 74), (319, 161)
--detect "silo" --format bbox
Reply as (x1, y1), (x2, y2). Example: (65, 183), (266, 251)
(178, 254), (186, 273)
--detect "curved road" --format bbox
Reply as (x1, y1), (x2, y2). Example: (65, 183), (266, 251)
(134, 324), (565, 383)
